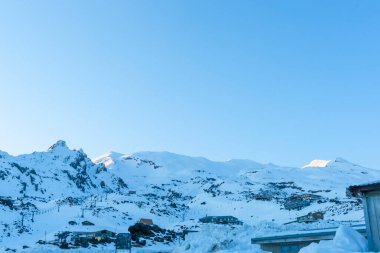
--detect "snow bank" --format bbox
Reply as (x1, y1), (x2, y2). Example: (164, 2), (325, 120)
(299, 225), (368, 253)
(172, 224), (265, 253)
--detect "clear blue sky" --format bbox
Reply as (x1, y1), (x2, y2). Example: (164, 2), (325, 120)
(0, 1), (379, 168)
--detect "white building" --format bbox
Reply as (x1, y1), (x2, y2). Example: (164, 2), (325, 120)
(348, 180), (380, 251)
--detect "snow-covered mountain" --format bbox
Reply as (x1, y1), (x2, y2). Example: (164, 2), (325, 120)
(0, 140), (129, 200)
(92, 151), (378, 224)
(0, 141), (379, 251)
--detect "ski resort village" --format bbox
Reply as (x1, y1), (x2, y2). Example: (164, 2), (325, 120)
(0, 141), (379, 253)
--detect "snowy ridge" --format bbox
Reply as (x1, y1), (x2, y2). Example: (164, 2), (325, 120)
(92, 151), (378, 224)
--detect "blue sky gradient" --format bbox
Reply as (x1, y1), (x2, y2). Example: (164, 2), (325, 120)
(0, 1), (379, 168)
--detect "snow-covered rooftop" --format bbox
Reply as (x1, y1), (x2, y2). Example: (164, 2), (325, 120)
(348, 180), (380, 196)
(251, 225), (366, 244)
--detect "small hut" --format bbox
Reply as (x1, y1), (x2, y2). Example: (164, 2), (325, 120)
(296, 212), (324, 223)
(82, 220), (95, 226)
(139, 218), (153, 225)
(199, 215), (242, 225)
(70, 229), (116, 247)
(348, 180), (380, 251)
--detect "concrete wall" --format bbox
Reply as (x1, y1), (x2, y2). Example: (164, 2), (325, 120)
(363, 191), (380, 251)
(260, 241), (318, 253)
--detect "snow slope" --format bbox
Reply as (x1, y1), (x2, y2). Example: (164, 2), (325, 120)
(92, 151), (379, 224)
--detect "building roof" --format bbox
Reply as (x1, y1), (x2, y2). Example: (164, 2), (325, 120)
(251, 225), (366, 244)
(348, 180), (380, 197)
(201, 215), (238, 219)
(139, 218), (153, 225)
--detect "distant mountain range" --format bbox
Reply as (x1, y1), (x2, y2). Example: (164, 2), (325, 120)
(0, 140), (378, 251)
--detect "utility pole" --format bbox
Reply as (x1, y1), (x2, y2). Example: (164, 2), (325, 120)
(21, 211), (24, 227)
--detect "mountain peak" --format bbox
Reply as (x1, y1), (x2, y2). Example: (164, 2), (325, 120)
(47, 140), (69, 152)
(303, 157), (353, 168)
(303, 159), (332, 168)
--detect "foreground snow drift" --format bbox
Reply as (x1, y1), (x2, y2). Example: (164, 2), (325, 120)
(172, 224), (265, 253)
(300, 225), (368, 253)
